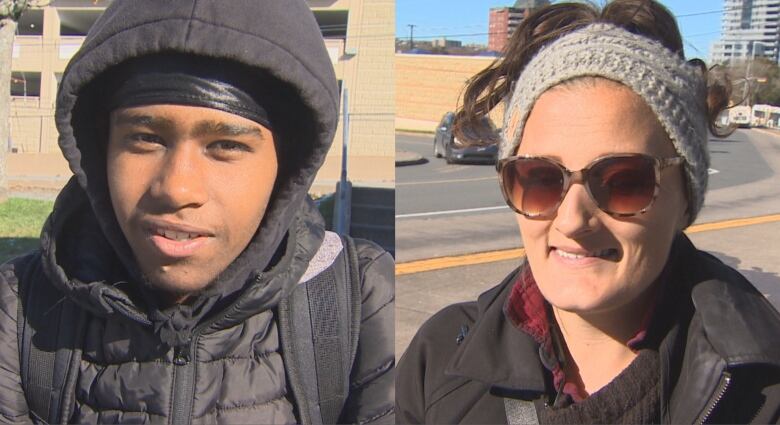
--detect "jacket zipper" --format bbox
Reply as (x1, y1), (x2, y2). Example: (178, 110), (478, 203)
(167, 272), (267, 424)
(697, 371), (731, 424)
(170, 339), (196, 425)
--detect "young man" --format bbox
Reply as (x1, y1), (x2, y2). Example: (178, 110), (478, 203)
(0, 1), (394, 423)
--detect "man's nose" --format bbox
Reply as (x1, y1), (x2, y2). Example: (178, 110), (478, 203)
(149, 145), (209, 209)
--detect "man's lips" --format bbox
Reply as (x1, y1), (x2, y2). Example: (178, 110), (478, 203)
(141, 218), (215, 259)
(142, 218), (214, 237)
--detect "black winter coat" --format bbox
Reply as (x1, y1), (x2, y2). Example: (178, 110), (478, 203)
(396, 234), (780, 424)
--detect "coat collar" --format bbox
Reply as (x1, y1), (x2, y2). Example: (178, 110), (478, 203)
(675, 234), (780, 369)
(662, 233), (780, 422)
(444, 266), (548, 395)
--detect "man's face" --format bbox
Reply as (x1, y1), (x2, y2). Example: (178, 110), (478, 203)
(107, 104), (278, 300)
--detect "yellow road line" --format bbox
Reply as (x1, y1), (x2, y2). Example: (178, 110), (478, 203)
(396, 248), (526, 276)
(396, 213), (780, 276)
(685, 213), (780, 233)
(396, 176), (497, 187)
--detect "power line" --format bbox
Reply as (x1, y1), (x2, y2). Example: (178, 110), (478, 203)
(676, 9), (726, 18)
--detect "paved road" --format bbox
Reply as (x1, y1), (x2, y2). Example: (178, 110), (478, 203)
(396, 129), (780, 262)
(395, 129), (780, 356)
(396, 135), (501, 216)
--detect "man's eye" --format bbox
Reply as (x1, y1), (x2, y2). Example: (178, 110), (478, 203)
(209, 140), (252, 153)
(124, 133), (164, 151)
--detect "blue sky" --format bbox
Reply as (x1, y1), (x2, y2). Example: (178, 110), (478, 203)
(396, 1), (723, 60)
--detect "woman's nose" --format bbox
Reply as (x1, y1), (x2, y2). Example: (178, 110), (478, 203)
(553, 183), (600, 238)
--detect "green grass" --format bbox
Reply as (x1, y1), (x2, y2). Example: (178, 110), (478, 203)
(0, 198), (54, 263)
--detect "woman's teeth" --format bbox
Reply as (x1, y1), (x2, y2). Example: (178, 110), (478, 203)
(555, 248), (616, 259)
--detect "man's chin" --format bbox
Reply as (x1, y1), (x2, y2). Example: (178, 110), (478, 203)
(141, 269), (215, 305)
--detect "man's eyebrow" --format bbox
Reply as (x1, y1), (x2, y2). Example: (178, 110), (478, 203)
(112, 113), (175, 129)
(192, 120), (265, 139)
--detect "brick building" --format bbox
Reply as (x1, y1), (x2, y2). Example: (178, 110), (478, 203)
(488, 0), (550, 53)
(395, 53), (503, 132)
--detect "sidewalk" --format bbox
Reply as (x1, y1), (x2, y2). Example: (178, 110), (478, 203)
(6, 153), (71, 200)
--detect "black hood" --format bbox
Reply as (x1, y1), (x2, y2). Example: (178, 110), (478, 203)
(48, 0), (339, 345)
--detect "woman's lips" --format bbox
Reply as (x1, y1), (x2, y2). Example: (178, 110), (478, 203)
(550, 247), (620, 266)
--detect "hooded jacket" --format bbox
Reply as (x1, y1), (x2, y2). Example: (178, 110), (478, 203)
(0, 1), (394, 423)
(396, 234), (780, 424)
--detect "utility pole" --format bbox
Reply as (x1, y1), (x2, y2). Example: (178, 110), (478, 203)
(407, 24), (416, 50)
(744, 41), (771, 107)
(744, 41), (754, 106)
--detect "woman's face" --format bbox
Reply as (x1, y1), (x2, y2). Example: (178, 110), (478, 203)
(515, 80), (688, 315)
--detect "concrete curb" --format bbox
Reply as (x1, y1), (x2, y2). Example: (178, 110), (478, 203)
(396, 129), (436, 136)
(396, 150), (427, 166)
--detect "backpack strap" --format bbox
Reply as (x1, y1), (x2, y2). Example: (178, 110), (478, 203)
(17, 256), (86, 424)
(504, 398), (540, 425)
(279, 231), (361, 425)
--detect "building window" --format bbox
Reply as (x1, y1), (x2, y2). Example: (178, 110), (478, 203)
(16, 9), (44, 36)
(59, 9), (104, 36)
(313, 10), (348, 38)
(11, 72), (42, 97)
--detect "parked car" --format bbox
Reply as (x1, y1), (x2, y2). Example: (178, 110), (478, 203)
(433, 112), (499, 164)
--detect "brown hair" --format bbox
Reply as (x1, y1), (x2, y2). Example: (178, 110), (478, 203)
(454, 0), (732, 141)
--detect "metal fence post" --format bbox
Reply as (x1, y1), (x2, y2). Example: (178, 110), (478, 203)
(334, 88), (351, 235)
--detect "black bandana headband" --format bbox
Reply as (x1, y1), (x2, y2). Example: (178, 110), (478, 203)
(107, 54), (273, 130)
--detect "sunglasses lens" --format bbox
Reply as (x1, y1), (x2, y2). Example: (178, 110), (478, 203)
(588, 156), (656, 214)
(502, 158), (564, 215)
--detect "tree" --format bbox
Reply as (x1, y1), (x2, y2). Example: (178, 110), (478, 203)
(725, 58), (780, 107)
(751, 60), (780, 106)
(0, 0), (49, 203)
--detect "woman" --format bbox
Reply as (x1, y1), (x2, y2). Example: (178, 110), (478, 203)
(395, 1), (780, 423)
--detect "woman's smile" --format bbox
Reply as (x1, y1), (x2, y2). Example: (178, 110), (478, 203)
(550, 246), (621, 266)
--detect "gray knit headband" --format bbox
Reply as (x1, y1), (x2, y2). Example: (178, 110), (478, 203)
(502, 23), (708, 225)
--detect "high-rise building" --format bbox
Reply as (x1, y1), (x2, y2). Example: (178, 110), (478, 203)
(711, 0), (780, 64)
(488, 0), (549, 53)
